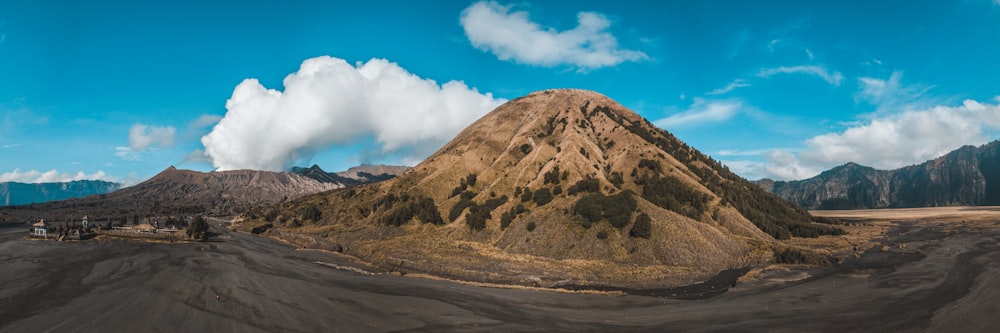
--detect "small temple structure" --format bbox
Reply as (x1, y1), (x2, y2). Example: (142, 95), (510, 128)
(32, 219), (49, 239)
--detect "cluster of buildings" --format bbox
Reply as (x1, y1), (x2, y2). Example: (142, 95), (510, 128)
(29, 215), (182, 241)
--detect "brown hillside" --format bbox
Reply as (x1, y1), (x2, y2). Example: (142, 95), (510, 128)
(252, 89), (839, 288)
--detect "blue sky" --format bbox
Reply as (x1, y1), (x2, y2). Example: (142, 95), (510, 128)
(3, 0), (1000, 184)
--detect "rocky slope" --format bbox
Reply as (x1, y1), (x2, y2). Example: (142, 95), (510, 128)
(0, 180), (120, 206)
(248, 89), (839, 288)
(758, 140), (1000, 209)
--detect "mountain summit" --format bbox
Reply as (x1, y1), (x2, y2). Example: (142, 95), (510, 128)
(253, 89), (839, 288)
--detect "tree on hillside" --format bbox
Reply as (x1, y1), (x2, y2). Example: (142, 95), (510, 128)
(187, 216), (209, 240)
(630, 213), (652, 239)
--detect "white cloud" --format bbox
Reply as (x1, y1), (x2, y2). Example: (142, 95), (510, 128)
(115, 147), (140, 161)
(654, 98), (742, 128)
(460, 1), (648, 70)
(128, 124), (175, 151)
(716, 148), (795, 157)
(756, 97), (1000, 180)
(855, 71), (932, 114)
(767, 39), (781, 52)
(201, 56), (506, 171)
(0, 169), (117, 183)
(189, 114), (223, 129)
(706, 79), (750, 95)
(758, 65), (844, 86)
(761, 150), (821, 180)
(181, 149), (212, 165)
(2, 143), (19, 148)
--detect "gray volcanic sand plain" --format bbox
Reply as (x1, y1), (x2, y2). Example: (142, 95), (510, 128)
(3, 207), (1000, 332)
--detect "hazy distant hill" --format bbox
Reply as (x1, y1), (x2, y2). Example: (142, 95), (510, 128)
(757, 140), (1000, 209)
(291, 164), (409, 186)
(246, 89), (839, 288)
(0, 180), (120, 206)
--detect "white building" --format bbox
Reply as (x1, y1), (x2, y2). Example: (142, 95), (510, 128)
(32, 219), (49, 238)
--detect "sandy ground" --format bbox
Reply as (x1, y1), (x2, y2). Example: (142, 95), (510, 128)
(3, 207), (1000, 332)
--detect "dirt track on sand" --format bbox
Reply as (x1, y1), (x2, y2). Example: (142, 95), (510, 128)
(3, 207), (1000, 332)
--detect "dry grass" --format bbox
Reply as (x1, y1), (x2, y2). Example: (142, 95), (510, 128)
(810, 206), (1000, 221)
(758, 206), (1000, 271)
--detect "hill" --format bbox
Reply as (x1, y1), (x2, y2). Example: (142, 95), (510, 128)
(291, 164), (409, 186)
(758, 140), (1000, 209)
(0, 167), (338, 224)
(245, 89), (840, 288)
(0, 180), (120, 206)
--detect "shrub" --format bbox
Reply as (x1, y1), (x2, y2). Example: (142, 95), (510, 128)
(638, 159), (662, 173)
(526, 221), (536, 232)
(567, 178), (600, 195)
(533, 188), (553, 206)
(302, 205), (322, 222)
(596, 230), (609, 239)
(450, 199), (475, 222)
(629, 213), (652, 239)
(788, 223), (847, 238)
(379, 196), (443, 226)
(544, 166), (561, 185)
(459, 195), (507, 230)
(500, 211), (514, 230)
(188, 216), (209, 240)
(573, 191), (637, 229)
(450, 174), (478, 198)
(608, 171), (624, 189)
(465, 206), (489, 231)
(552, 185), (563, 195)
(520, 144), (532, 154)
(775, 247), (809, 264)
(638, 175), (708, 220)
(812, 216), (843, 225)
(520, 188), (533, 202)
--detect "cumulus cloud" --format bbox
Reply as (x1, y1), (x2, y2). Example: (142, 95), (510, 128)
(201, 56), (506, 171)
(654, 99), (742, 128)
(128, 124), (175, 151)
(754, 97), (1000, 180)
(0, 169), (116, 183)
(758, 65), (844, 86)
(460, 1), (648, 70)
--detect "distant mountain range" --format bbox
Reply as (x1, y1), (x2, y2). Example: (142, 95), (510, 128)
(291, 164), (409, 186)
(0, 180), (120, 206)
(0, 164), (405, 223)
(756, 140), (1000, 209)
